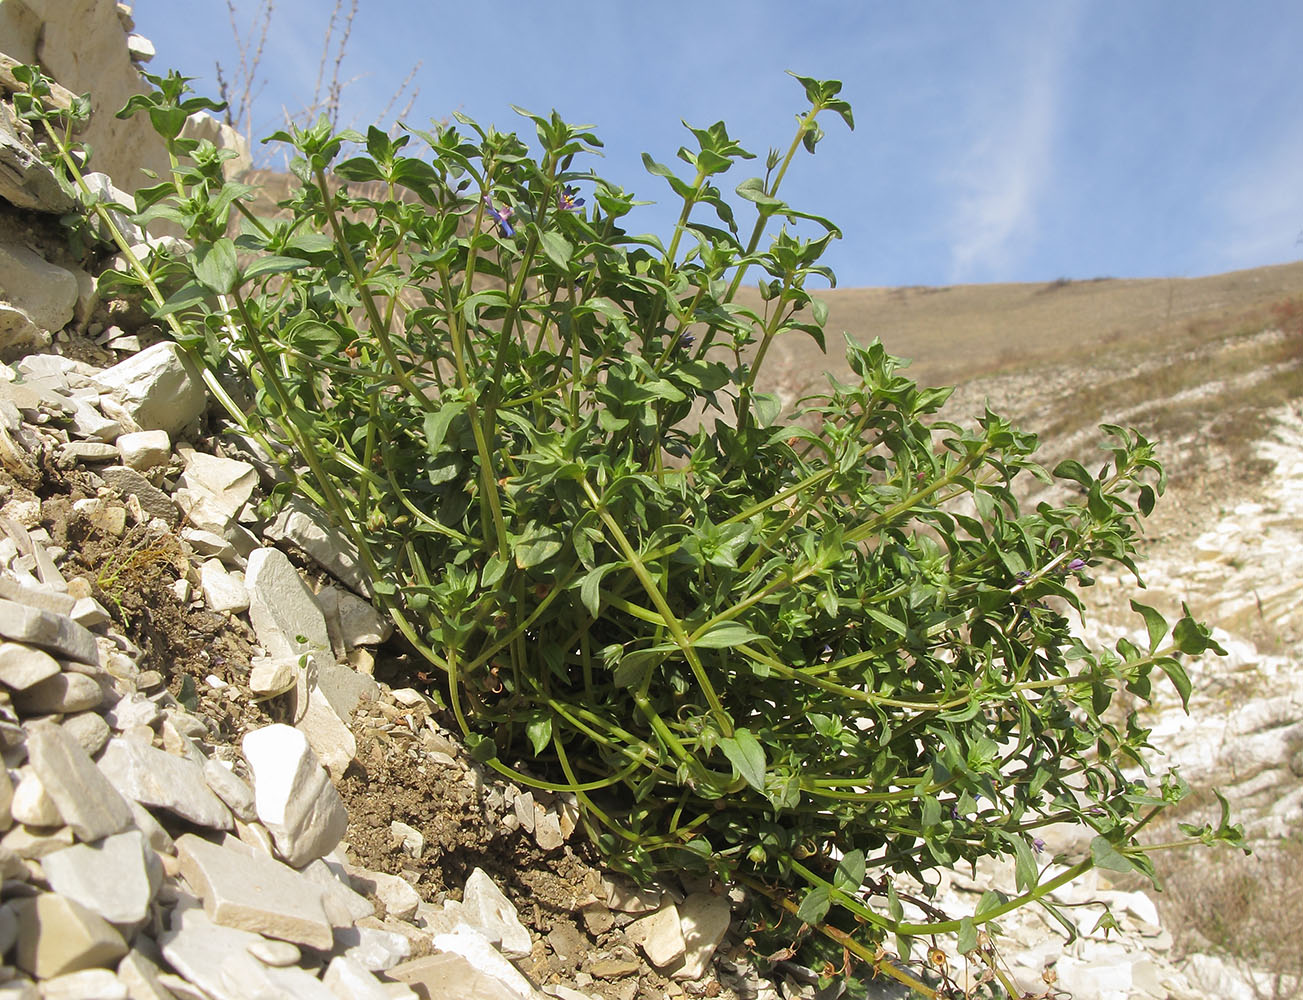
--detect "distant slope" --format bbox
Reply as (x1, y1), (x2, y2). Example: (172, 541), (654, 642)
(760, 260), (1303, 390)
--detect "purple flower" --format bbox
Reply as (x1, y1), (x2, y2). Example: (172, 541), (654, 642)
(558, 185), (585, 212)
(1033, 837), (1046, 854)
(483, 197), (515, 237)
(1067, 558), (1086, 572)
(673, 332), (694, 354)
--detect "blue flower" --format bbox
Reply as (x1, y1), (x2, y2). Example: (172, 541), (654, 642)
(1033, 837), (1046, 854)
(558, 185), (585, 212)
(483, 197), (515, 237)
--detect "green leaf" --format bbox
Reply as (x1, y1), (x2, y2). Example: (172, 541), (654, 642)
(1090, 836), (1137, 873)
(719, 728), (766, 791)
(578, 563), (616, 618)
(423, 403), (466, 455)
(1130, 600), (1169, 651)
(513, 524), (564, 568)
(539, 230), (573, 270)
(194, 238), (238, 294)
(834, 850), (865, 892)
(525, 715), (553, 755)
(795, 885), (831, 925)
(243, 255), (309, 281)
(1012, 835), (1039, 892)
(956, 916), (979, 953)
(1156, 656), (1192, 711)
(692, 622), (761, 648)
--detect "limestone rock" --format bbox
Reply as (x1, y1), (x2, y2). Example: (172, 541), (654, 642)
(0, 242), (77, 334)
(174, 833), (333, 950)
(26, 721), (134, 841)
(323, 955), (404, 1000)
(158, 905), (338, 1000)
(0, 598), (99, 664)
(13, 670), (104, 714)
(97, 736), (234, 829)
(674, 893), (731, 980)
(627, 902), (686, 971)
(200, 559), (249, 614)
(0, 640), (60, 690)
(96, 342), (206, 436)
(241, 723), (348, 867)
(202, 759), (256, 822)
(0, 98), (75, 214)
(244, 547), (333, 662)
(11, 892), (128, 979)
(34, 968), (128, 1000)
(345, 865), (421, 922)
(388, 949), (533, 1000)
(461, 867), (533, 959)
(265, 498), (370, 596)
(41, 830), (160, 928)
(115, 428), (170, 471)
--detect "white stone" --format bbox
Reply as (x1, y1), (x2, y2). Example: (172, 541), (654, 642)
(241, 723), (348, 867)
(0, 242), (77, 334)
(202, 760), (256, 822)
(12, 670), (104, 714)
(96, 342), (206, 436)
(297, 686), (357, 781)
(97, 736), (233, 829)
(175, 833), (334, 950)
(627, 902), (686, 970)
(159, 905), (339, 1000)
(333, 924), (412, 972)
(0, 640), (60, 690)
(200, 559), (249, 613)
(299, 857), (375, 926)
(323, 955), (399, 1000)
(26, 721), (134, 841)
(10, 768), (59, 826)
(461, 867), (533, 959)
(179, 451), (258, 517)
(41, 830), (159, 928)
(11, 892), (128, 980)
(0, 598), (98, 664)
(38, 968), (129, 1000)
(115, 429), (170, 471)
(673, 892), (731, 980)
(265, 498), (370, 596)
(244, 548), (333, 661)
(345, 865), (421, 922)
(247, 655), (296, 696)
(427, 925), (540, 999)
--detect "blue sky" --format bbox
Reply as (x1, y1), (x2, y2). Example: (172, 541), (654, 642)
(135, 2), (1303, 290)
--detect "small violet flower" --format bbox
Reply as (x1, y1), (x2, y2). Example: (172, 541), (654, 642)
(1066, 558), (1087, 572)
(483, 197), (515, 238)
(558, 185), (585, 212)
(1033, 837), (1046, 855)
(673, 332), (695, 354)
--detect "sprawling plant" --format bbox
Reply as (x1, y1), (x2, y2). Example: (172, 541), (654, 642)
(20, 66), (1242, 996)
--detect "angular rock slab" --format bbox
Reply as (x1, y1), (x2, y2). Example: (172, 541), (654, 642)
(241, 723), (347, 867)
(461, 867), (533, 960)
(387, 949), (533, 1000)
(159, 905), (338, 1000)
(97, 737), (233, 830)
(175, 834), (333, 950)
(26, 721), (134, 841)
(627, 901), (686, 970)
(41, 830), (160, 928)
(96, 342), (206, 436)
(0, 598), (98, 664)
(11, 892), (128, 979)
(0, 639), (60, 690)
(0, 242), (77, 333)
(244, 547), (333, 662)
(673, 892), (732, 980)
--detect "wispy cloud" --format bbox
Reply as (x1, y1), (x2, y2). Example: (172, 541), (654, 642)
(944, 6), (1082, 282)
(1212, 129), (1303, 272)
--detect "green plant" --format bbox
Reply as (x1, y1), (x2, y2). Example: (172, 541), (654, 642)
(18, 65), (1244, 996)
